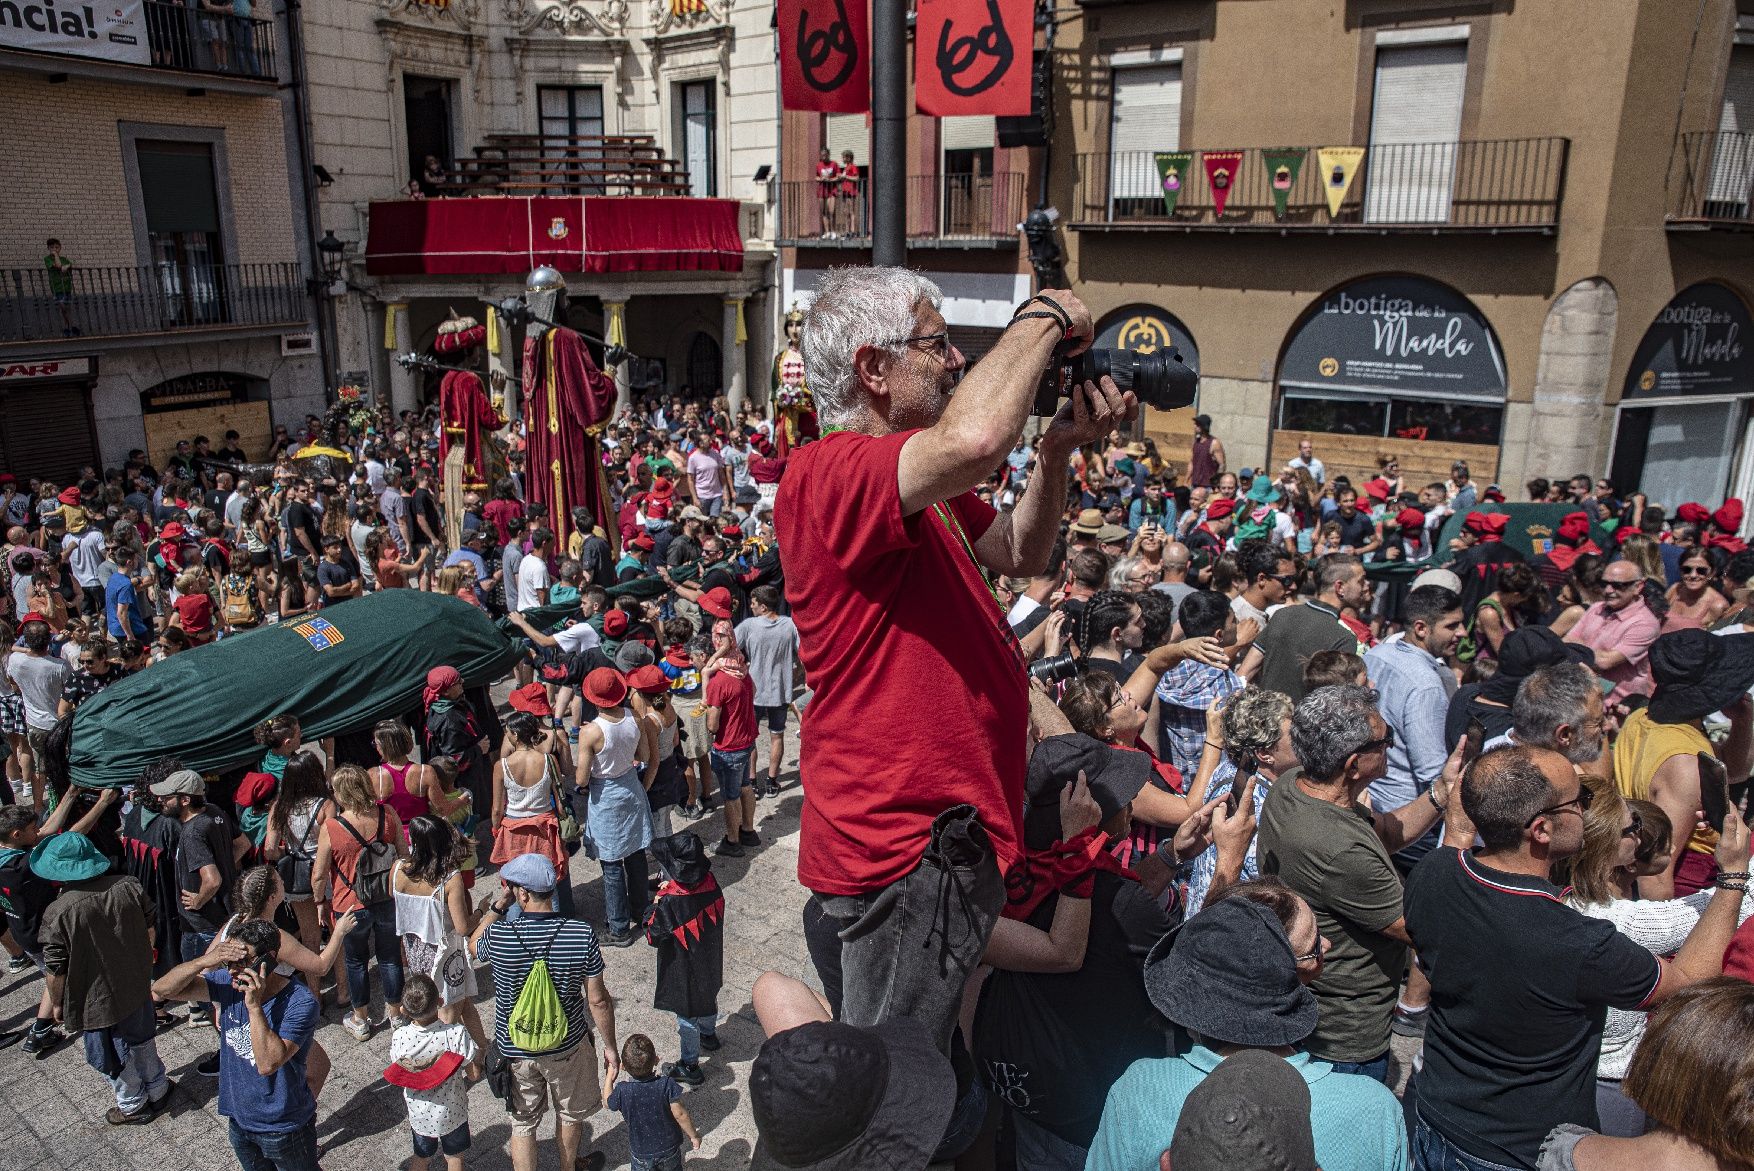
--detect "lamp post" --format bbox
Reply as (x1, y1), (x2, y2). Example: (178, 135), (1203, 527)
(309, 230), (347, 398)
(316, 230), (345, 284)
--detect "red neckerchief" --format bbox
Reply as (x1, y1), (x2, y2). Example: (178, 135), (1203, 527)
(1002, 827), (1134, 920)
(1705, 531), (1748, 555)
(1545, 540), (1601, 573)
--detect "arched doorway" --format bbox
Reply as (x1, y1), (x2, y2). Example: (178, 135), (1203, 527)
(1611, 281), (1754, 525)
(1274, 274), (1507, 488)
(1090, 304), (1198, 452)
(685, 331), (721, 397)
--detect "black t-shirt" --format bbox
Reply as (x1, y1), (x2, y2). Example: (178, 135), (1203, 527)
(1334, 510), (1376, 549)
(284, 501), (321, 557)
(1254, 600), (1359, 703)
(123, 804), (186, 974)
(973, 873), (1178, 1146)
(1442, 686), (1515, 752)
(410, 487), (442, 547)
(1451, 540), (1528, 622)
(1404, 848), (1661, 1168)
(175, 806), (239, 934)
(317, 558), (357, 605)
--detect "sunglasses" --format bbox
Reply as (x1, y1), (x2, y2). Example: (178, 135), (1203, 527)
(1600, 579), (1640, 593)
(1525, 784), (1595, 828)
(1356, 727), (1396, 755)
(1271, 573), (1300, 588)
(1622, 811), (1644, 839)
(1681, 566), (1713, 578)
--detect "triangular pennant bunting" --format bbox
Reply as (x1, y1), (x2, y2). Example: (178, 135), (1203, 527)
(1261, 148), (1306, 219)
(1153, 151), (1193, 215)
(1316, 146), (1366, 218)
(1201, 151), (1244, 217)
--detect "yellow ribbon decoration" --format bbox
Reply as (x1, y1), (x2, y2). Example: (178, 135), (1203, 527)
(383, 302), (408, 350)
(486, 305), (501, 355)
(725, 297), (747, 345)
(605, 301), (626, 348)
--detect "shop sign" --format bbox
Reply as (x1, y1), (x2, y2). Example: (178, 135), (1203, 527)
(0, 355), (94, 383)
(1093, 305), (1199, 372)
(1623, 282), (1754, 400)
(139, 372), (250, 412)
(0, 0), (151, 66)
(1280, 275), (1506, 398)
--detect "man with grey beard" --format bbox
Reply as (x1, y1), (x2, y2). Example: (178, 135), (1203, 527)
(1510, 662), (1606, 766)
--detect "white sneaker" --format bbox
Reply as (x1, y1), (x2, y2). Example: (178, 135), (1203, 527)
(342, 1014), (372, 1042)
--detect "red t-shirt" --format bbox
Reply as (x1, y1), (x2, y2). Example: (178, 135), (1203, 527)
(706, 665), (756, 752)
(173, 592), (213, 635)
(482, 498), (524, 547)
(775, 430), (1028, 896)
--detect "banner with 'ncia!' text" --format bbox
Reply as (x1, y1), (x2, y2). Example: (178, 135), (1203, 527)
(1, 0), (152, 66)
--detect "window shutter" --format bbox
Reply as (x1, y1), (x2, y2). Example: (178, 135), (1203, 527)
(940, 115), (995, 152)
(1108, 65), (1181, 200)
(825, 114), (867, 165)
(1708, 46), (1754, 205)
(1365, 41), (1467, 222)
(137, 143), (221, 235)
(0, 385), (95, 485)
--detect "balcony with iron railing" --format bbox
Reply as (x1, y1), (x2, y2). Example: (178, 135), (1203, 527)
(141, 0), (277, 81)
(1667, 130), (1754, 229)
(1070, 138), (1569, 234)
(775, 172), (1029, 248)
(0, 262), (307, 345)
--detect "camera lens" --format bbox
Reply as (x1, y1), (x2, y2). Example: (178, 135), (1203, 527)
(1065, 349), (1198, 413)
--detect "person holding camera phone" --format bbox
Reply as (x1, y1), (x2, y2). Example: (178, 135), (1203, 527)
(776, 268), (1136, 1060)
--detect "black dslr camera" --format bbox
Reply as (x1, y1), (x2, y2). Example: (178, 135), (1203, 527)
(1034, 345), (1200, 418)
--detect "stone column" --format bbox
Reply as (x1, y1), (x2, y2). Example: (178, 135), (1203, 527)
(385, 301), (416, 416)
(601, 297), (632, 415)
(722, 295), (747, 413)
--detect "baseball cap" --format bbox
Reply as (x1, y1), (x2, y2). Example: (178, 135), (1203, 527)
(1168, 1049), (1319, 1171)
(1410, 568), (1463, 594)
(150, 769), (206, 797)
(498, 853), (556, 894)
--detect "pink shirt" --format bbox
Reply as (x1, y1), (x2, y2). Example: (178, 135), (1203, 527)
(1568, 599), (1660, 704)
(686, 448), (724, 502)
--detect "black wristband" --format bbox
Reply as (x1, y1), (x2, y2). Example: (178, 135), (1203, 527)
(1015, 294), (1071, 336)
(1011, 309), (1068, 340)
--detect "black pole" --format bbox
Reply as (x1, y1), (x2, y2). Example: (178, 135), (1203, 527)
(870, 0), (907, 266)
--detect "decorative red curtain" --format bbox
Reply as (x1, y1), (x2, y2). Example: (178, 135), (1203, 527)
(365, 197), (744, 276)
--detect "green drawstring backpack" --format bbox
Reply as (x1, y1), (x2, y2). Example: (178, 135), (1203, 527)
(506, 924), (567, 1054)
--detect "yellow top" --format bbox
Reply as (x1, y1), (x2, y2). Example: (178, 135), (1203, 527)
(1613, 707), (1716, 856)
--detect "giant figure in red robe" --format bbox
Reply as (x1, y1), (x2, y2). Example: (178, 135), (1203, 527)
(520, 266), (617, 552)
(435, 313), (504, 492)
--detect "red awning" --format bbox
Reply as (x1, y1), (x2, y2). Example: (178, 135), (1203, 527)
(364, 196), (744, 277)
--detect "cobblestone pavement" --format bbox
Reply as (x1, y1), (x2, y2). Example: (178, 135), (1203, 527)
(0, 711), (813, 1171)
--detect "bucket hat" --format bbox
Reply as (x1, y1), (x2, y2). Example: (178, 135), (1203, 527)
(1647, 629), (1754, 724)
(1142, 897), (1317, 1048)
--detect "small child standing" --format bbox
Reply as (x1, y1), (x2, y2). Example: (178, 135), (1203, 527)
(606, 1034), (701, 1171)
(386, 974), (479, 1171)
(642, 831), (724, 1086)
(703, 639), (758, 858)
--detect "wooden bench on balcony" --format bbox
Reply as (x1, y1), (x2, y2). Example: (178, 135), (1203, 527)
(433, 133), (695, 197)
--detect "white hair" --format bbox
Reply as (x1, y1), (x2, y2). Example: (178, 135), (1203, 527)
(801, 267), (942, 425)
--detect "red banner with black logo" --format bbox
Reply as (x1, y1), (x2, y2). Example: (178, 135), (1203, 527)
(779, 0), (869, 113)
(914, 0), (1033, 116)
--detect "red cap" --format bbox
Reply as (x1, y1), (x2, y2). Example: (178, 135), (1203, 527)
(235, 772), (277, 809)
(722, 524), (743, 539)
(1362, 479), (1391, 503)
(630, 535), (655, 552)
(507, 681), (554, 718)
(698, 586), (734, 618)
(651, 477), (675, 498)
(158, 522), (187, 542)
(1206, 498), (1236, 521)
(1558, 512), (1591, 543)
(603, 609), (629, 637)
(18, 611), (47, 626)
(1716, 498), (1744, 533)
(1396, 507), (1426, 531)
(56, 486), (81, 506)
(1483, 486), (1506, 504)
(582, 666), (628, 709)
(1676, 502), (1712, 525)
(627, 664), (669, 695)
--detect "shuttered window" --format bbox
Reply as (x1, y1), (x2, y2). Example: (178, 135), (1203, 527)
(0, 384), (96, 485)
(1109, 65), (1181, 201)
(1365, 40), (1467, 223)
(825, 114), (867, 165)
(137, 142), (221, 235)
(1708, 46), (1754, 207)
(941, 115), (995, 152)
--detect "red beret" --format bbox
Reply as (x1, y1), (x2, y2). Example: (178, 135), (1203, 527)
(1206, 498), (1236, 521)
(1463, 511), (1493, 535)
(236, 772), (277, 809)
(1716, 499), (1744, 533)
(1362, 479), (1391, 502)
(1557, 512), (1591, 543)
(602, 609), (629, 637)
(1676, 502), (1712, 525)
(630, 535), (655, 551)
(1396, 507), (1426, 531)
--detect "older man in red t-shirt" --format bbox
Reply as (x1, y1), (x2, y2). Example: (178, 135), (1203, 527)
(776, 267), (1133, 1055)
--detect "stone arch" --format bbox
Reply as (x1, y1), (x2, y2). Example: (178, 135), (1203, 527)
(1504, 277), (1619, 492)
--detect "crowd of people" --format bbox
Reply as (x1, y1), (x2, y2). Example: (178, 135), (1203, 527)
(5, 264), (1754, 1171)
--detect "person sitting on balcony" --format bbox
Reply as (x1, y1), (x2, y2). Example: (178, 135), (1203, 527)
(836, 150), (861, 237)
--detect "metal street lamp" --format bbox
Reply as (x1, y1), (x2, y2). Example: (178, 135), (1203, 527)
(316, 230), (346, 283)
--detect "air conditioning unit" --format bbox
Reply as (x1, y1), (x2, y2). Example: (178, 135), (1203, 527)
(281, 332), (318, 357)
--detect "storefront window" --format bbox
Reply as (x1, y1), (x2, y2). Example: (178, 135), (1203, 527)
(1279, 394), (1386, 437)
(1387, 399), (1504, 445)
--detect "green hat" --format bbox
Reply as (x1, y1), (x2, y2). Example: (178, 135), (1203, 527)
(30, 832), (109, 884)
(1247, 478), (1282, 505)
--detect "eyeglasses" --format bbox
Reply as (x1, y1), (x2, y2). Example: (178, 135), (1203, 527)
(1126, 574), (1158, 585)
(1355, 727), (1396, 755)
(1292, 942), (1326, 965)
(891, 331), (951, 359)
(1622, 811), (1644, 839)
(1525, 784), (1595, 827)
(1681, 566), (1713, 578)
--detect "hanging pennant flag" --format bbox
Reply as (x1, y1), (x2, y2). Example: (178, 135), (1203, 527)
(1201, 151), (1244, 218)
(1317, 146), (1366, 217)
(779, 0), (869, 113)
(1153, 151), (1193, 215)
(1261, 148), (1306, 220)
(915, 0), (1033, 116)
